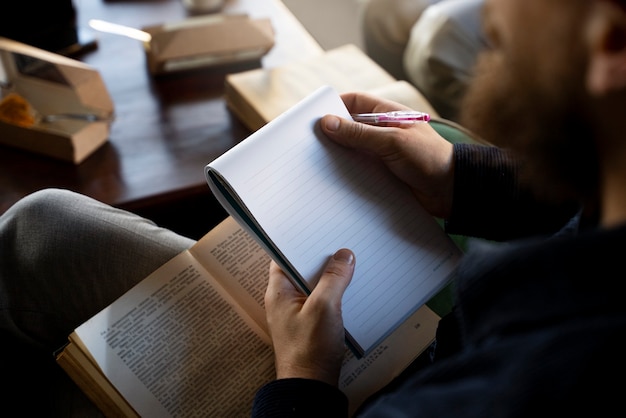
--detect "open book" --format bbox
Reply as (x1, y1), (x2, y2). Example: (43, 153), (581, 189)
(56, 216), (441, 417)
(205, 85), (462, 357)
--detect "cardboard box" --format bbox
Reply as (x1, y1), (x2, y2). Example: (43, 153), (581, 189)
(0, 37), (114, 164)
(142, 14), (274, 75)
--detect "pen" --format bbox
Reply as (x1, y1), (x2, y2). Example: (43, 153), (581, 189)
(351, 110), (431, 125)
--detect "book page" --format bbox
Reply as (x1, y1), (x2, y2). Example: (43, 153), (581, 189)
(74, 232), (275, 417)
(207, 85), (462, 356)
(190, 216), (271, 335)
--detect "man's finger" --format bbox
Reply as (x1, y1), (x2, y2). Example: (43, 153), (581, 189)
(309, 249), (355, 304)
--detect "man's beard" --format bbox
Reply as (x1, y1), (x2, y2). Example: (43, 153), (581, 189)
(459, 49), (598, 207)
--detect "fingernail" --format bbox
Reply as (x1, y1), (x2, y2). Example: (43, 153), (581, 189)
(333, 248), (355, 265)
(324, 115), (340, 132)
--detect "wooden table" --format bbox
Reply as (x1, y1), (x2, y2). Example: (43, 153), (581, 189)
(0, 0), (322, 237)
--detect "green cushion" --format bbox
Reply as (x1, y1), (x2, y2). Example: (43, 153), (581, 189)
(429, 118), (484, 145)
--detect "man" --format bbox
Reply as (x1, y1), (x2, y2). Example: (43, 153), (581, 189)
(1, 0), (624, 416)
(252, 0), (626, 416)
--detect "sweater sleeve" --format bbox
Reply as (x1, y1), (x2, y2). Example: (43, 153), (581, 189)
(444, 143), (579, 241)
(251, 378), (348, 418)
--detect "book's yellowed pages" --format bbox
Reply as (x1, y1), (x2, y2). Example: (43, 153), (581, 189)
(57, 340), (139, 417)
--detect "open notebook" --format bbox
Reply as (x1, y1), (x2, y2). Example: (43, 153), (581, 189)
(205, 85), (462, 357)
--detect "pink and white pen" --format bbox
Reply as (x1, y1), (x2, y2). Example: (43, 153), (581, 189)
(351, 110), (431, 125)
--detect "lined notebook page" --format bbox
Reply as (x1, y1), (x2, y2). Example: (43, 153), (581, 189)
(207, 86), (461, 355)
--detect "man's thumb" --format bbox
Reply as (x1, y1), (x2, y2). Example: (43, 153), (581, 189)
(315, 248), (355, 299)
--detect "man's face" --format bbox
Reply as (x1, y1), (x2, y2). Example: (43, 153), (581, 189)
(460, 0), (598, 203)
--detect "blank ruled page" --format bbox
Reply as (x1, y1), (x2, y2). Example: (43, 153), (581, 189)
(207, 86), (461, 355)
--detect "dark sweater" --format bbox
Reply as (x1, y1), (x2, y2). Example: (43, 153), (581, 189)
(251, 143), (625, 417)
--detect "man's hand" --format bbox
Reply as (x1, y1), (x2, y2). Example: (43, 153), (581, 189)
(264, 249), (355, 387)
(320, 92), (455, 219)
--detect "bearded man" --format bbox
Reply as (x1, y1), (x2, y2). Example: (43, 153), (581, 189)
(2, 0), (625, 416)
(252, 0), (626, 415)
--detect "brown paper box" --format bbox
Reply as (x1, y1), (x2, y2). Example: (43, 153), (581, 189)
(0, 37), (114, 164)
(142, 14), (274, 75)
